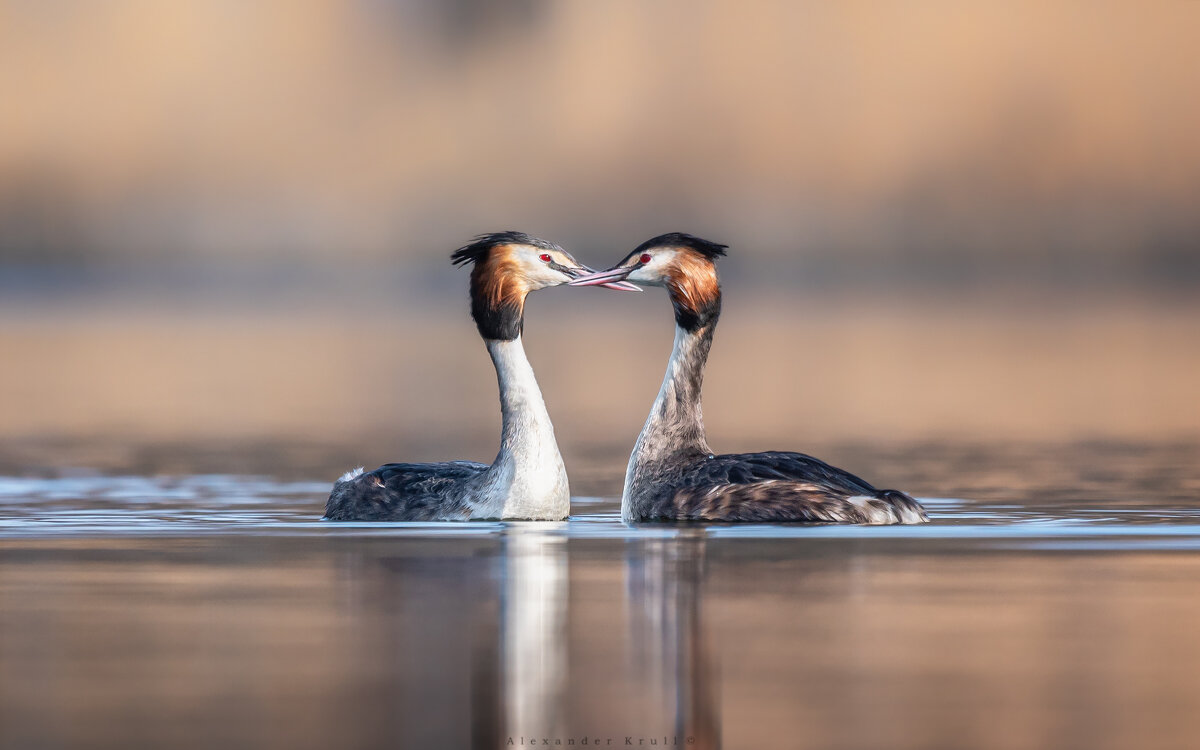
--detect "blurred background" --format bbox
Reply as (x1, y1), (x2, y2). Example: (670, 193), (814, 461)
(2, 1), (1198, 487)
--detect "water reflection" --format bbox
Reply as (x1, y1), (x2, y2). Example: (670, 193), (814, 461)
(501, 524), (569, 741)
(495, 527), (720, 747)
(625, 533), (720, 749)
(3, 447), (1200, 749)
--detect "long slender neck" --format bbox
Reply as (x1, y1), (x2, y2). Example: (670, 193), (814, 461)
(634, 321), (716, 461)
(488, 336), (556, 458)
(484, 335), (569, 517)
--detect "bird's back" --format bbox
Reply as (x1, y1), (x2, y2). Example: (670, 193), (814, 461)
(629, 451), (927, 524)
(323, 461), (489, 521)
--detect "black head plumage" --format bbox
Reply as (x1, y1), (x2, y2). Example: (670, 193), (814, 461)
(632, 232), (728, 261)
(451, 231), (563, 267)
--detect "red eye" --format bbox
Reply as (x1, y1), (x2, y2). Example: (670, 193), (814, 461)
(639, 254), (652, 264)
(539, 253), (552, 262)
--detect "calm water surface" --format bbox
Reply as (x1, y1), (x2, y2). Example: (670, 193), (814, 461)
(2, 445), (1200, 750)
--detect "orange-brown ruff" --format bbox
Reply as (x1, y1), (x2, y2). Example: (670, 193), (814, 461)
(472, 244), (528, 318)
(665, 251), (721, 325)
(463, 240), (537, 342)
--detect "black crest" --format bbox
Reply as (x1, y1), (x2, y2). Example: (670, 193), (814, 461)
(633, 232), (728, 261)
(451, 231), (562, 267)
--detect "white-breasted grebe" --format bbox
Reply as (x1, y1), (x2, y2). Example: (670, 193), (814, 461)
(324, 231), (638, 521)
(569, 232), (928, 525)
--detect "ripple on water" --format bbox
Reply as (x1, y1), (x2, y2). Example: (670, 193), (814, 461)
(1, 474), (1199, 550)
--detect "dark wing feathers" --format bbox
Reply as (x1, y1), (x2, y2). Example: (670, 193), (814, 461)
(324, 461), (488, 521)
(688, 451), (878, 494)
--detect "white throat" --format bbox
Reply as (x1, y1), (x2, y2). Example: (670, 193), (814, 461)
(482, 337), (570, 519)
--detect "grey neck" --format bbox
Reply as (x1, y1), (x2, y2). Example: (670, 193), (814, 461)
(483, 337), (570, 518)
(632, 323), (715, 464)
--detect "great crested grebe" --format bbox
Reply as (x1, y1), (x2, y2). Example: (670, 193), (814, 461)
(325, 231), (638, 521)
(570, 232), (928, 525)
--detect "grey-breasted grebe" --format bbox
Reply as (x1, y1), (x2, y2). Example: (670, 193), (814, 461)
(324, 231), (638, 521)
(569, 232), (928, 525)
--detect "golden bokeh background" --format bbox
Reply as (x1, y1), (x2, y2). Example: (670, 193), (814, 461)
(2, 1), (1198, 477)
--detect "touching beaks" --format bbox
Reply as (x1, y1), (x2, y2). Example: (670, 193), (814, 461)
(568, 266), (639, 290)
(570, 264), (641, 292)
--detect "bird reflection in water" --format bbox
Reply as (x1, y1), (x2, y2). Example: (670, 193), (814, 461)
(500, 523), (569, 741)
(492, 527), (719, 748)
(625, 532), (720, 749)
(336, 527), (721, 748)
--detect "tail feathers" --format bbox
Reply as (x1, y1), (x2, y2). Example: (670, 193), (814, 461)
(324, 467), (366, 520)
(875, 489), (929, 524)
